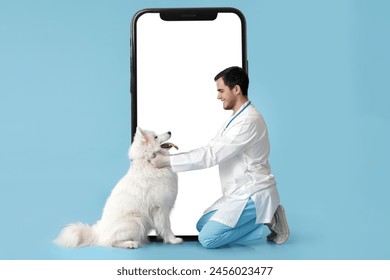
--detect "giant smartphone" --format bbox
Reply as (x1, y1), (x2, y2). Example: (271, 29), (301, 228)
(131, 8), (247, 238)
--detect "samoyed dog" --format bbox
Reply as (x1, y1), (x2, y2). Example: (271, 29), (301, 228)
(54, 128), (182, 249)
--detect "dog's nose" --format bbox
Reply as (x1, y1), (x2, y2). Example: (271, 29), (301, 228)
(167, 131), (171, 135)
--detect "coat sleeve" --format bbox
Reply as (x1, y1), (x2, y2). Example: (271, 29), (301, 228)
(170, 119), (258, 173)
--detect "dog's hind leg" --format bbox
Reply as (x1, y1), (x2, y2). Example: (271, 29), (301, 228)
(107, 219), (148, 249)
(153, 207), (183, 245)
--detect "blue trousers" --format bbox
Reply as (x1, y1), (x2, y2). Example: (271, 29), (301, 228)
(196, 199), (264, 249)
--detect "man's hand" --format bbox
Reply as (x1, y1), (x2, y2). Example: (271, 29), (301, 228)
(150, 153), (171, 168)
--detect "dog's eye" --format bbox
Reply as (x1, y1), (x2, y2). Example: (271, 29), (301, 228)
(154, 136), (158, 139)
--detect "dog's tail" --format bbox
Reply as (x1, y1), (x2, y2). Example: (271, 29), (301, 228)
(53, 223), (95, 248)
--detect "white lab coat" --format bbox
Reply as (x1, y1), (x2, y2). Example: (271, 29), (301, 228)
(170, 102), (280, 228)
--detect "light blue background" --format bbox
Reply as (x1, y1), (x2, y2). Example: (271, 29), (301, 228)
(1, 0), (389, 259)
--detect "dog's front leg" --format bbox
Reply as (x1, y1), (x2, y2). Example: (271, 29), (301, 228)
(153, 207), (183, 245)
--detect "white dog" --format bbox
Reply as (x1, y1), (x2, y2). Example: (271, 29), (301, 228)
(54, 128), (182, 249)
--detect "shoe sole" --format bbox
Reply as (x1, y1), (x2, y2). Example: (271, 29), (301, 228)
(273, 205), (290, 245)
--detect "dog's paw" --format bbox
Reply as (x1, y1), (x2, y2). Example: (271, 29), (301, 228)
(116, 240), (139, 249)
(168, 237), (183, 245)
(127, 241), (140, 249)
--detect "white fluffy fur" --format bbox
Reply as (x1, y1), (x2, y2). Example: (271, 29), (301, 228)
(54, 128), (182, 249)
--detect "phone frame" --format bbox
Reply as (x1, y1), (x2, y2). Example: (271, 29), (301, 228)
(130, 7), (248, 240)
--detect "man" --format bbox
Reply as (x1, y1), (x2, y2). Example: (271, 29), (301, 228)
(152, 66), (289, 248)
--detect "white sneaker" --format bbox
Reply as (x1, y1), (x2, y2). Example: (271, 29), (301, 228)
(268, 205), (290, 244)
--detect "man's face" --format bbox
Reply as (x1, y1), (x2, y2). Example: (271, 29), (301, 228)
(216, 77), (237, 111)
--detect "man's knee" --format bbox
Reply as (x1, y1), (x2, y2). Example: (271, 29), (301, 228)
(198, 230), (221, 249)
(198, 220), (231, 249)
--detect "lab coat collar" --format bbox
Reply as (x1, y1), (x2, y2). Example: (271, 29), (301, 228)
(223, 100), (252, 133)
(232, 100), (251, 117)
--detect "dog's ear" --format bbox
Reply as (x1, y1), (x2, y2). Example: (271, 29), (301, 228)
(135, 127), (148, 143)
(136, 127), (143, 134)
(136, 127), (144, 138)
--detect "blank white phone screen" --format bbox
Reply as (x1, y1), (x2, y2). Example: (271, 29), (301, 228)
(136, 12), (243, 235)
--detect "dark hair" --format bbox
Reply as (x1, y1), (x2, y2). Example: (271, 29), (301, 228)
(214, 66), (249, 96)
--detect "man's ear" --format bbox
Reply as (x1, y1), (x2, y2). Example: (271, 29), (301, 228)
(233, 85), (241, 95)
